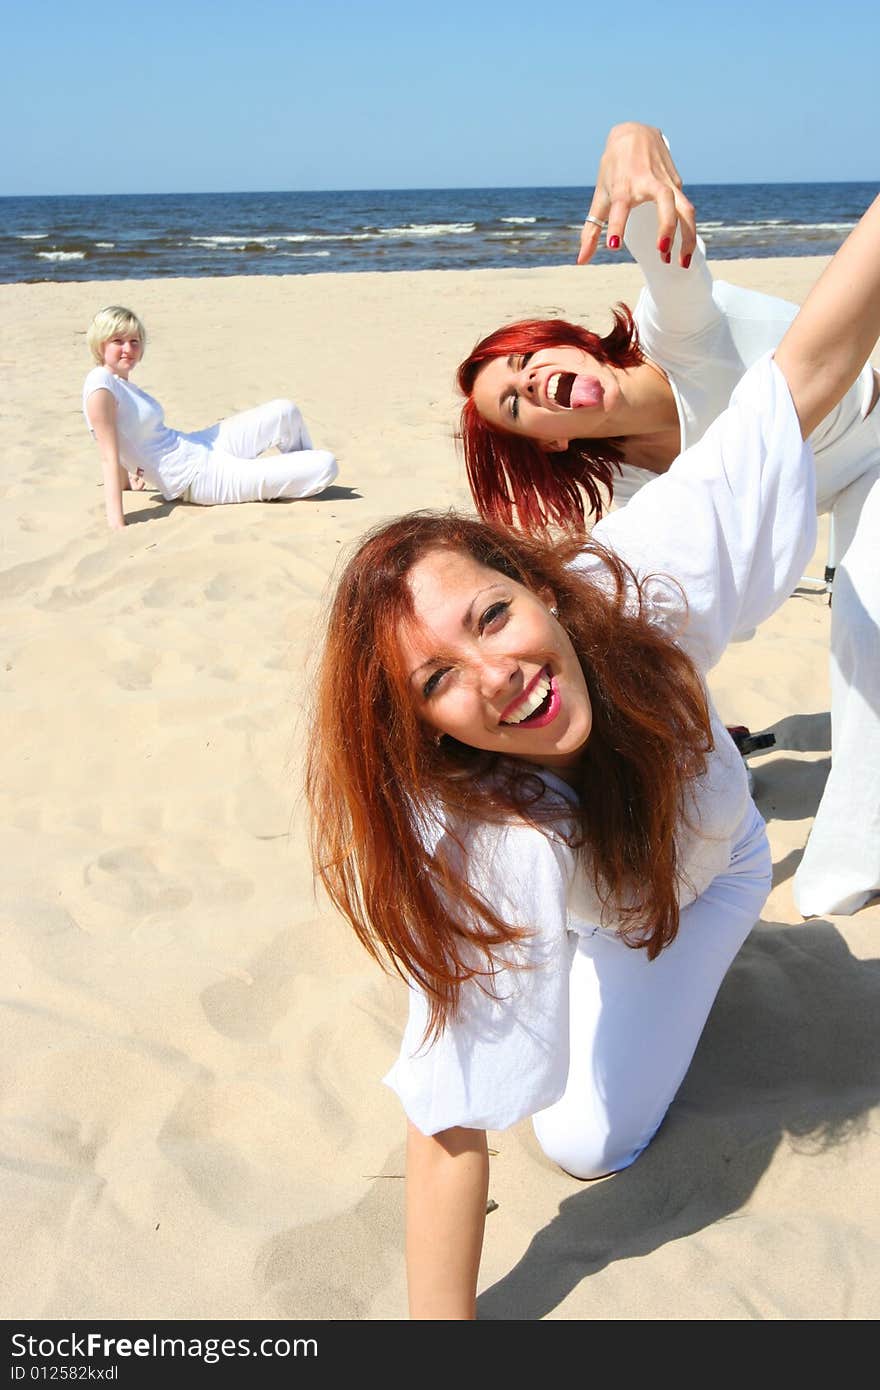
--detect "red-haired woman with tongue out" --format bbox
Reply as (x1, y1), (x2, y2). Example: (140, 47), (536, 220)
(459, 122), (880, 924)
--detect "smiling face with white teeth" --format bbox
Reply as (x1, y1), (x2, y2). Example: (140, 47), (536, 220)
(398, 546), (592, 773)
(470, 344), (630, 449)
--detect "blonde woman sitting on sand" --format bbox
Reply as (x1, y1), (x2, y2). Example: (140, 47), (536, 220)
(308, 188), (880, 1318)
(83, 306), (338, 530)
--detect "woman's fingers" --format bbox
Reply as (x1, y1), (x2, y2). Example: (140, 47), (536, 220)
(674, 190), (698, 265)
(576, 218), (602, 265)
(576, 193), (611, 265)
(653, 187), (679, 262)
(576, 123), (699, 268)
(578, 184), (699, 268)
(647, 186), (699, 265)
(604, 197), (632, 253)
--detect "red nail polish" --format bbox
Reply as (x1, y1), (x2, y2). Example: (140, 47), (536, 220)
(658, 236), (671, 254)
(682, 252), (692, 269)
(663, 253), (671, 264)
(608, 235), (620, 250)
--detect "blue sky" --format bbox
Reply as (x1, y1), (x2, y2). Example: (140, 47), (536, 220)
(4, 0), (878, 195)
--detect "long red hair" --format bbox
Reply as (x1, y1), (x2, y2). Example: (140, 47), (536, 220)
(306, 511), (713, 1039)
(457, 308), (644, 535)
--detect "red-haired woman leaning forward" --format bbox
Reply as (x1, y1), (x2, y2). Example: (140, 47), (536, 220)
(458, 122), (880, 923)
(307, 191), (880, 1318)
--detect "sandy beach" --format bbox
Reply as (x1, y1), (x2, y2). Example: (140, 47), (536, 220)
(2, 254), (879, 1322)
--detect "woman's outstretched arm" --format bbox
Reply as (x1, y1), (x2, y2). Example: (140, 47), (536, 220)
(86, 388), (127, 530)
(406, 1122), (489, 1319)
(775, 194), (880, 439)
(577, 121), (697, 268)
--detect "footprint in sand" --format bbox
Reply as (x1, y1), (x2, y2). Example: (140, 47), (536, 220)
(70, 549), (126, 584)
(201, 927), (295, 1041)
(82, 847), (193, 917)
(211, 530), (248, 546)
(141, 577), (189, 609)
(0, 552), (64, 600)
(112, 656), (156, 691)
(203, 574), (240, 602)
(253, 1173), (405, 1319)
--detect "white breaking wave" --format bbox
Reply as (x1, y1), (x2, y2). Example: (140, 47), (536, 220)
(703, 218), (856, 234)
(501, 216), (536, 224)
(189, 235), (277, 247)
(277, 232), (373, 242)
(702, 219), (856, 237)
(189, 231), (382, 246)
(18, 233), (49, 240)
(188, 225), (479, 247)
(96, 242), (115, 249)
(280, 250), (331, 258)
(37, 250), (85, 261)
(378, 222), (475, 238)
(489, 228), (556, 240)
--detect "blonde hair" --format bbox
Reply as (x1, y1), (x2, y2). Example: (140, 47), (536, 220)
(86, 306), (147, 365)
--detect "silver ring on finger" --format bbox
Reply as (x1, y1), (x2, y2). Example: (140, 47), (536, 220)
(583, 214), (607, 230)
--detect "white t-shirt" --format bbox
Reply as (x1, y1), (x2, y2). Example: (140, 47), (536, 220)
(385, 353), (816, 1136)
(615, 202), (876, 512)
(82, 367), (202, 500)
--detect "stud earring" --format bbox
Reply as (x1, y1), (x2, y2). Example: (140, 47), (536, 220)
(550, 605), (558, 618)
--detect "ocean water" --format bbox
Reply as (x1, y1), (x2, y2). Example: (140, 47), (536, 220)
(0, 182), (875, 284)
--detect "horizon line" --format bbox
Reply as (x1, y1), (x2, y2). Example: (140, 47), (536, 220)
(2, 176), (877, 200)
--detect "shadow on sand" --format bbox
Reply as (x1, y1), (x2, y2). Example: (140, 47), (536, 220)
(476, 921), (880, 1319)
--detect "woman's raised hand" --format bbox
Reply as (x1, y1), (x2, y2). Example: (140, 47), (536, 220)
(577, 122), (698, 268)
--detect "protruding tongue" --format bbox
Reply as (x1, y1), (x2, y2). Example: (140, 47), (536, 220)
(570, 375), (603, 409)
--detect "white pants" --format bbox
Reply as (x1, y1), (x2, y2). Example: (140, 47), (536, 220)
(794, 453), (880, 916)
(532, 805), (771, 1180)
(181, 399), (338, 505)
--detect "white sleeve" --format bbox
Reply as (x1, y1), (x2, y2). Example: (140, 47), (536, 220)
(383, 820), (577, 1136)
(83, 366), (117, 401)
(82, 367), (118, 432)
(625, 200), (721, 341)
(588, 354), (817, 673)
